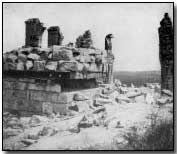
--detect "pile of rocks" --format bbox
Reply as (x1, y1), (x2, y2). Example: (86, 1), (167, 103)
(3, 45), (105, 73)
(3, 112), (24, 139)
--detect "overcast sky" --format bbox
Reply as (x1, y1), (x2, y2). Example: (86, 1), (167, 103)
(3, 3), (173, 71)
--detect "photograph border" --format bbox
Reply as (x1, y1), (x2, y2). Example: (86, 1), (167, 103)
(2, 1), (175, 151)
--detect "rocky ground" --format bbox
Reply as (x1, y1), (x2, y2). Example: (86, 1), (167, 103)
(3, 80), (173, 150)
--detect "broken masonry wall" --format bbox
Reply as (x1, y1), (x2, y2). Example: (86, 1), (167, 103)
(48, 26), (64, 47)
(25, 18), (46, 47)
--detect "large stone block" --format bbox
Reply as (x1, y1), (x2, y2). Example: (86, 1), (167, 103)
(3, 89), (27, 108)
(3, 96), (10, 109)
(3, 88), (6, 98)
(28, 100), (43, 113)
(27, 90), (59, 103)
(3, 98), (28, 111)
(13, 99), (28, 111)
(18, 78), (36, 83)
(45, 92), (59, 103)
(13, 82), (27, 90)
(46, 84), (61, 93)
(12, 90), (27, 99)
(60, 92), (74, 102)
(3, 89), (14, 101)
(27, 83), (61, 93)
(27, 90), (45, 102)
(3, 96), (42, 114)
(42, 102), (53, 114)
(57, 93), (68, 104)
(27, 83), (44, 91)
(3, 101), (9, 110)
(53, 103), (67, 115)
(3, 81), (27, 90)
(3, 81), (12, 89)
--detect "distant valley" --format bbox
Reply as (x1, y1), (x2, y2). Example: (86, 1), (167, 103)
(113, 71), (161, 87)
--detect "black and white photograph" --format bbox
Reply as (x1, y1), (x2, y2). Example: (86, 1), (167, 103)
(2, 2), (174, 151)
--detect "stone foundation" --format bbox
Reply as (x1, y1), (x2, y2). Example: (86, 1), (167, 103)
(3, 77), (98, 115)
(3, 78), (67, 115)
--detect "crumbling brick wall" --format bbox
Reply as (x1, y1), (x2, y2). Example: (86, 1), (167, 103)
(159, 13), (173, 91)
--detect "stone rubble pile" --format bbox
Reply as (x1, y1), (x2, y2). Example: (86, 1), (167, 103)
(3, 45), (106, 73)
(3, 80), (173, 150)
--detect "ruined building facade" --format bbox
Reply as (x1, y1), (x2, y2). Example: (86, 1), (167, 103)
(25, 18), (46, 47)
(48, 26), (64, 47)
(158, 13), (173, 91)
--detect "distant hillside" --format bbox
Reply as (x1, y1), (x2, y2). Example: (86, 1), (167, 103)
(113, 71), (161, 87)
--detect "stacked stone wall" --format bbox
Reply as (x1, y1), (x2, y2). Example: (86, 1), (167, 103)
(3, 78), (68, 115)
(3, 77), (98, 115)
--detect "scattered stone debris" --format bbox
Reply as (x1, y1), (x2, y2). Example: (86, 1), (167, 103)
(78, 116), (93, 128)
(116, 95), (130, 103)
(144, 93), (156, 105)
(157, 97), (173, 106)
(3, 128), (23, 139)
(21, 139), (37, 146)
(114, 79), (122, 87)
(68, 115), (84, 133)
(6, 117), (21, 128)
(93, 106), (105, 114)
(73, 93), (89, 101)
(27, 130), (40, 140)
(68, 102), (79, 112)
(28, 115), (41, 127)
(126, 92), (143, 99)
(99, 93), (110, 99)
(94, 98), (113, 105)
(39, 126), (52, 136)
(162, 89), (173, 97)
(3, 80), (173, 150)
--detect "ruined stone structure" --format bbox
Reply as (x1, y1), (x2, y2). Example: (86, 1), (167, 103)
(3, 18), (114, 115)
(3, 77), (100, 115)
(25, 18), (46, 47)
(48, 26), (64, 47)
(159, 13), (173, 91)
